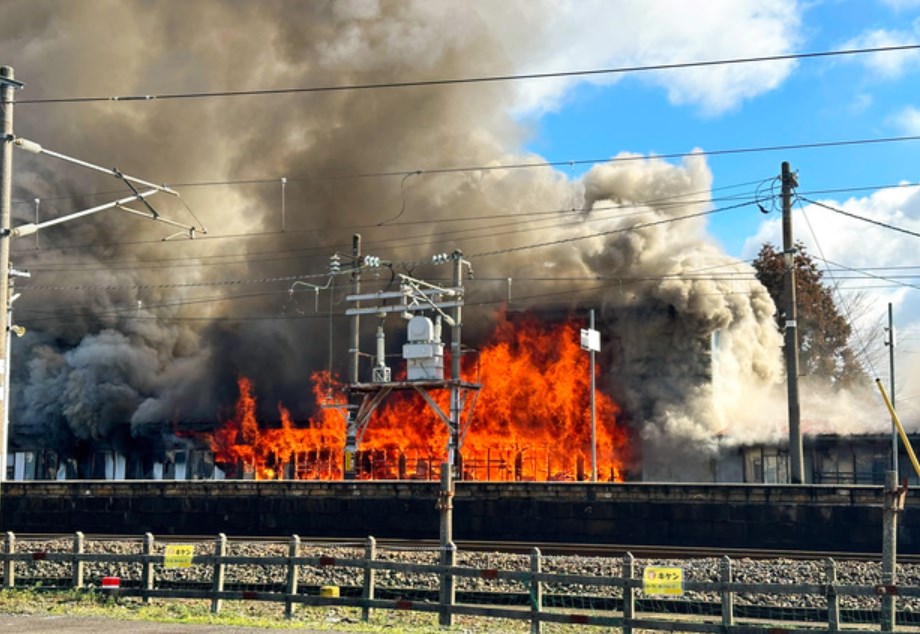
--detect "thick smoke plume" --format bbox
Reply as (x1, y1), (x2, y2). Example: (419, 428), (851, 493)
(0, 1), (827, 473)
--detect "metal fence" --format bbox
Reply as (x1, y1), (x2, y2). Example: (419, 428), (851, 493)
(3, 531), (920, 633)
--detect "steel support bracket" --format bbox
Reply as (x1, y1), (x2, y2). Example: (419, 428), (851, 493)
(435, 489), (453, 511)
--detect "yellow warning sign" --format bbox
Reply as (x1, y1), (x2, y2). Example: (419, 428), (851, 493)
(642, 566), (684, 596)
(163, 544), (195, 568)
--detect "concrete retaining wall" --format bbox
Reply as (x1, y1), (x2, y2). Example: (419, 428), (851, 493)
(0, 481), (905, 552)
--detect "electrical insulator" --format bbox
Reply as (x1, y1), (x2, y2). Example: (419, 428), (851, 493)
(364, 255), (381, 267)
(432, 252), (449, 264)
(329, 253), (341, 274)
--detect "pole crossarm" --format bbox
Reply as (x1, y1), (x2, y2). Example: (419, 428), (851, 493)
(9, 137), (200, 239)
(13, 137), (177, 196)
(5, 189), (198, 240)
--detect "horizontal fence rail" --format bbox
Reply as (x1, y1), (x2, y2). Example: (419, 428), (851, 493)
(2, 531), (920, 633)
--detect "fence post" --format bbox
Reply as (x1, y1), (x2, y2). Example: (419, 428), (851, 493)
(72, 532), (84, 589)
(362, 536), (376, 622)
(623, 552), (634, 634)
(141, 532), (154, 604)
(285, 534), (300, 620)
(3, 531), (15, 589)
(826, 558), (840, 632)
(721, 555), (734, 628)
(438, 462), (455, 627)
(211, 533), (227, 614)
(530, 547), (543, 634)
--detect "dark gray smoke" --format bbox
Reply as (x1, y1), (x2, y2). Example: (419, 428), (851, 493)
(0, 1), (800, 467)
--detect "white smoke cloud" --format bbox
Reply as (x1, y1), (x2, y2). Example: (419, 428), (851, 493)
(744, 185), (920, 430)
(570, 153), (786, 453)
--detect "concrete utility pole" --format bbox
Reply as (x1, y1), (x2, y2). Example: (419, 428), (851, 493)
(881, 470), (903, 632)
(345, 233), (361, 480)
(782, 161), (804, 484)
(887, 303), (898, 474)
(0, 66), (22, 482)
(448, 251), (463, 475)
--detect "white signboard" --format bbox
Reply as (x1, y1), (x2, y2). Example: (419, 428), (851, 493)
(580, 328), (600, 352)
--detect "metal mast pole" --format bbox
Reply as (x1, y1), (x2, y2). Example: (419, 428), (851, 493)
(888, 303), (898, 474)
(782, 161), (804, 484)
(0, 66), (21, 483)
(344, 234), (361, 480)
(2, 275), (25, 482)
(448, 251), (463, 477)
(590, 309), (597, 482)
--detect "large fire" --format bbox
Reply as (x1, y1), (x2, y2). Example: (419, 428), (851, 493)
(202, 315), (630, 481)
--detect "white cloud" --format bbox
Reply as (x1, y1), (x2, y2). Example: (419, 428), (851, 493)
(495, 0), (803, 116)
(880, 0), (920, 10)
(890, 105), (920, 133)
(848, 92), (873, 115)
(841, 25), (920, 78)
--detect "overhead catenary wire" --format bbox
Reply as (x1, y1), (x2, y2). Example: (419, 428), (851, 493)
(9, 183), (909, 289)
(10, 181), (763, 271)
(11, 134), (920, 203)
(10, 177), (920, 266)
(467, 200), (755, 260)
(10, 43), (920, 105)
(17, 282), (777, 325)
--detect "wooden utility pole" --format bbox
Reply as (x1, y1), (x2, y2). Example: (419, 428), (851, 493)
(782, 161), (804, 484)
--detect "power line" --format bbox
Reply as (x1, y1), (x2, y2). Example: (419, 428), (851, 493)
(797, 199), (879, 378)
(9, 180), (920, 277)
(469, 200), (755, 260)
(10, 183), (761, 268)
(11, 134), (917, 200)
(813, 255), (920, 293)
(11, 44), (920, 106)
(19, 271), (333, 293)
(17, 283), (777, 325)
(800, 196), (920, 240)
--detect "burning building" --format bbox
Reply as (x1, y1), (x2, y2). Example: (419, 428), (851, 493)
(1, 2), (825, 484)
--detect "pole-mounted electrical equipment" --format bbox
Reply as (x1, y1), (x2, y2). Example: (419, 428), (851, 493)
(342, 250), (480, 479)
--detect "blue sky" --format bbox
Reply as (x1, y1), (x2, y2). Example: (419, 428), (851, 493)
(523, 0), (920, 256)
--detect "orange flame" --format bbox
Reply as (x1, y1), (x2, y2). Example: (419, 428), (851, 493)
(201, 314), (629, 481)
(206, 374), (346, 480)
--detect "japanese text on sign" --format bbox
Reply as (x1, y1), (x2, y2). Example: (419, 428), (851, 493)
(163, 544), (195, 569)
(643, 566), (684, 596)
